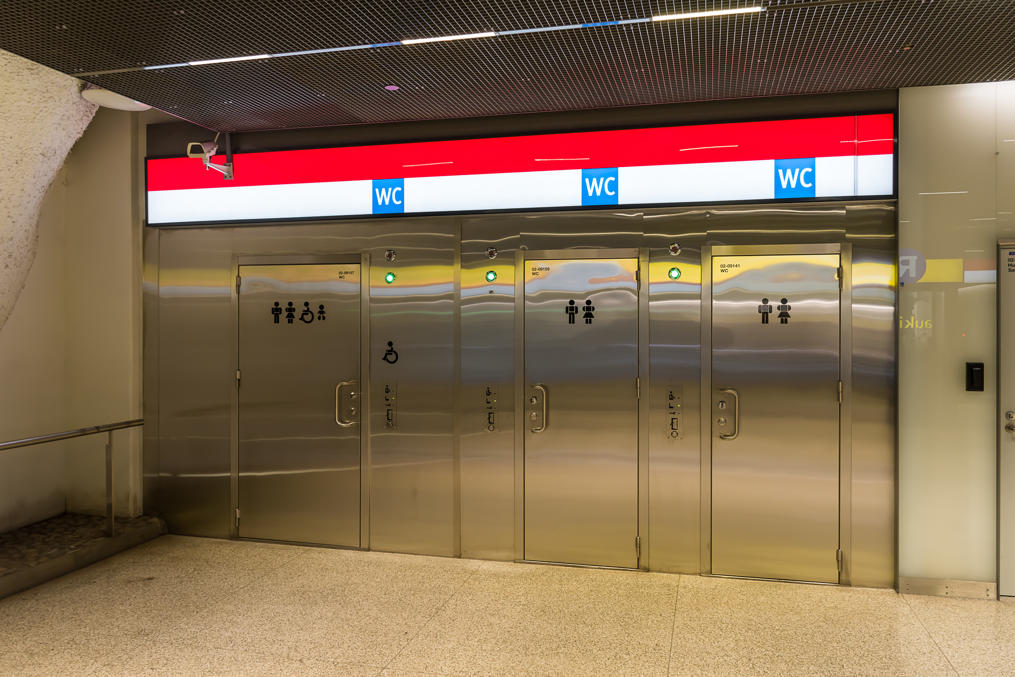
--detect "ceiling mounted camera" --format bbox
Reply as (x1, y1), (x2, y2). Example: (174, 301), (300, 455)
(186, 132), (234, 180)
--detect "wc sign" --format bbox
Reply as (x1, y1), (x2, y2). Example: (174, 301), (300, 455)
(373, 178), (404, 214)
(774, 158), (816, 199)
(582, 168), (619, 206)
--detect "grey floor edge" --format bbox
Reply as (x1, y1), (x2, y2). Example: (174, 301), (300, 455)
(0, 517), (167, 600)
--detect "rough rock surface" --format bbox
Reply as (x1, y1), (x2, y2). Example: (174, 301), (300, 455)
(0, 49), (96, 331)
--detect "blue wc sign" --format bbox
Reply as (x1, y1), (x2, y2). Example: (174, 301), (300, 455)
(581, 167), (619, 206)
(774, 158), (816, 199)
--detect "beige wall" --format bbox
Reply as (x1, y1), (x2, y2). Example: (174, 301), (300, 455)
(0, 169), (71, 532)
(899, 81), (1015, 582)
(0, 108), (142, 531)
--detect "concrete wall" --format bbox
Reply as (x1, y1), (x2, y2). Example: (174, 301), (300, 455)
(0, 49), (95, 331)
(898, 81), (1015, 583)
(0, 108), (142, 531)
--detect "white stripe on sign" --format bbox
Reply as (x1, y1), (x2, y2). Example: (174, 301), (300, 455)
(407, 169), (579, 213)
(148, 180), (371, 223)
(619, 159), (772, 204)
(147, 155), (891, 224)
(815, 156), (855, 197)
(857, 154), (894, 196)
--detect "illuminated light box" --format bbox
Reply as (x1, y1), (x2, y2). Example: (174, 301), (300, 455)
(146, 114), (895, 225)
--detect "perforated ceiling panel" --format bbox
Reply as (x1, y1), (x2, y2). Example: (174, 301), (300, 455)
(2, 0), (1014, 131)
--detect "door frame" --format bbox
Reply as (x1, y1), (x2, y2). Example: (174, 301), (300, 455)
(998, 240), (1015, 597)
(512, 248), (650, 569)
(230, 253), (371, 549)
(699, 243), (853, 583)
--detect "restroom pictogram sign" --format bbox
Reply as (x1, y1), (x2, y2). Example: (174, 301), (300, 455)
(565, 298), (596, 325)
(271, 301), (325, 324)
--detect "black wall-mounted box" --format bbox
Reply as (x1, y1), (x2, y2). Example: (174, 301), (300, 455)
(966, 362), (985, 392)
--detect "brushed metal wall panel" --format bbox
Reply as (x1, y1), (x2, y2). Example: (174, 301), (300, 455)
(459, 233), (519, 560)
(846, 203), (897, 588)
(142, 227), (160, 515)
(644, 215), (705, 574)
(157, 227), (235, 537)
(148, 201), (896, 586)
(367, 231), (458, 557)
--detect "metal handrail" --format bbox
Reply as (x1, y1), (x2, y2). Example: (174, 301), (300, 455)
(0, 418), (143, 537)
(0, 419), (142, 452)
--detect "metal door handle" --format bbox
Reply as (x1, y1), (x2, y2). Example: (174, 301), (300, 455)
(718, 388), (739, 440)
(1006, 423), (1015, 433)
(531, 384), (548, 433)
(335, 380), (357, 427)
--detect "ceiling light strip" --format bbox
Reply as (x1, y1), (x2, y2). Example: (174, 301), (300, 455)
(80, 5), (765, 77)
(652, 6), (765, 21)
(188, 53), (273, 66)
(402, 31), (496, 45)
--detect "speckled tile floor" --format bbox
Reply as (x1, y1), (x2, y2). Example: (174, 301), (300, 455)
(1, 536), (1013, 676)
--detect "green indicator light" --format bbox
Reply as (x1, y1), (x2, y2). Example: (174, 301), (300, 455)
(485, 270), (498, 282)
(384, 272), (396, 284)
(668, 267), (682, 280)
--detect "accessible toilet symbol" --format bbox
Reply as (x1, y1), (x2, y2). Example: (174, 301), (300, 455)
(382, 341), (399, 364)
(565, 299), (578, 324)
(271, 301), (282, 324)
(299, 301), (315, 324)
(758, 298), (773, 325)
(582, 299), (595, 325)
(285, 301), (296, 324)
(317, 304), (326, 321)
(777, 298), (792, 324)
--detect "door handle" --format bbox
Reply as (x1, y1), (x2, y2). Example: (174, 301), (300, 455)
(335, 380), (358, 427)
(531, 384), (548, 433)
(718, 388), (740, 440)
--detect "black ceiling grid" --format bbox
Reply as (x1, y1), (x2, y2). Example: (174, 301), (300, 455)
(2, 1), (1015, 132)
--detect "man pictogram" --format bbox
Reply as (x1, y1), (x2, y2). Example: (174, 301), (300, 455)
(271, 301), (282, 324)
(758, 298), (773, 324)
(565, 299), (578, 324)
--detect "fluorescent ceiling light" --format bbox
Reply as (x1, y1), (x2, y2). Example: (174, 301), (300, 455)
(402, 32), (496, 45)
(188, 54), (272, 66)
(652, 6), (765, 22)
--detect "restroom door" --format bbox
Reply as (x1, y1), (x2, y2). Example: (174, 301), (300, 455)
(524, 258), (639, 568)
(999, 245), (1015, 597)
(238, 264), (361, 546)
(711, 253), (841, 583)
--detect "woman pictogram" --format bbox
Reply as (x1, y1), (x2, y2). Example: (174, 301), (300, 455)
(777, 298), (792, 324)
(582, 299), (595, 324)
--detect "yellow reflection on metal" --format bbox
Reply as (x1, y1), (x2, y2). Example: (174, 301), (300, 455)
(712, 254), (838, 278)
(853, 261), (897, 287)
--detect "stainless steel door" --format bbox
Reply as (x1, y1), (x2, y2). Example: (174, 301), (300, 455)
(711, 253), (840, 582)
(238, 264), (361, 546)
(999, 245), (1015, 597)
(524, 258), (639, 567)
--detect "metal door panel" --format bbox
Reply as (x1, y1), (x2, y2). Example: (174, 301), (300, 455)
(524, 258), (639, 568)
(711, 253), (840, 583)
(1000, 244), (1015, 597)
(238, 264), (360, 546)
